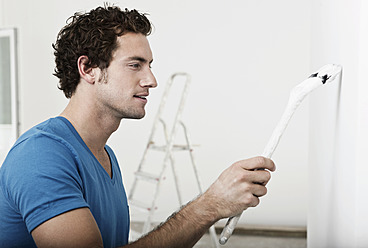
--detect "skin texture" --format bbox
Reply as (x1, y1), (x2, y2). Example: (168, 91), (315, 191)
(31, 32), (275, 248)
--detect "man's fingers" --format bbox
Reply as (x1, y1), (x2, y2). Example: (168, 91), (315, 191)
(204, 156), (276, 218)
(237, 156), (276, 172)
(246, 194), (260, 208)
(253, 169), (272, 186)
(251, 184), (268, 197)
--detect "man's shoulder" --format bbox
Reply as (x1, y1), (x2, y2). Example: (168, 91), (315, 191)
(12, 117), (80, 152)
(0, 117), (81, 172)
(0, 118), (80, 196)
(16, 117), (70, 142)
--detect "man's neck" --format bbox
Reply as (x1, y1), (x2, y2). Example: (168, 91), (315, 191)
(60, 97), (121, 156)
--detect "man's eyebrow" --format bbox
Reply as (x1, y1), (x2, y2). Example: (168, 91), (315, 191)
(127, 56), (153, 64)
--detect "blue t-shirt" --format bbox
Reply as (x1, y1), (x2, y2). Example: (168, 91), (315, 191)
(0, 117), (130, 247)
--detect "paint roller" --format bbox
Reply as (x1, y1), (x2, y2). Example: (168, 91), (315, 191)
(219, 64), (343, 245)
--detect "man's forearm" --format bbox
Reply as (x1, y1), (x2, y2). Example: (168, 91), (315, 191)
(123, 156), (276, 248)
(124, 195), (217, 248)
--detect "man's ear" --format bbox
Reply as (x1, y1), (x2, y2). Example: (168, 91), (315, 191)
(77, 55), (96, 84)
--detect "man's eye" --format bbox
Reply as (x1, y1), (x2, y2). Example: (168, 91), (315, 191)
(130, 63), (141, 69)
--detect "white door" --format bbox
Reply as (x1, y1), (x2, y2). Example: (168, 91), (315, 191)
(0, 28), (18, 165)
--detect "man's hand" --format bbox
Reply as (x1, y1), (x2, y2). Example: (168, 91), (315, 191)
(203, 156), (276, 220)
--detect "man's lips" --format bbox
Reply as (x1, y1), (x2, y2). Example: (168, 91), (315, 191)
(133, 93), (149, 101)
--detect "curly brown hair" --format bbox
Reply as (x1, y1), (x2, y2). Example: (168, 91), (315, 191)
(53, 5), (152, 98)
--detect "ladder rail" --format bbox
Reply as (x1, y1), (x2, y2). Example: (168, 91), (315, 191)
(143, 73), (191, 233)
(158, 117), (184, 206)
(162, 73), (191, 207)
(129, 73), (219, 247)
(146, 73), (186, 147)
(179, 120), (220, 248)
(131, 74), (177, 197)
(130, 73), (189, 189)
(179, 121), (203, 193)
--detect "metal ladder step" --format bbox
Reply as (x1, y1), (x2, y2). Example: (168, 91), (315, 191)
(129, 199), (156, 213)
(149, 144), (192, 151)
(134, 171), (161, 183)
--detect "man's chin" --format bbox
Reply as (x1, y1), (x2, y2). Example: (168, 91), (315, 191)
(123, 112), (146, 120)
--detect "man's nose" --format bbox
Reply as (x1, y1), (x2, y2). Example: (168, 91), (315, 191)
(140, 69), (157, 88)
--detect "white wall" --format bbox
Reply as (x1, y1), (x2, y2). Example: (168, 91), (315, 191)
(309, 0), (368, 247)
(0, 0), (3, 26)
(1, 0), (311, 227)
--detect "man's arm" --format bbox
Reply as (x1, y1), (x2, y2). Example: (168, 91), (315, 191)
(127, 194), (217, 248)
(31, 207), (104, 248)
(31, 156), (275, 248)
(127, 156), (275, 247)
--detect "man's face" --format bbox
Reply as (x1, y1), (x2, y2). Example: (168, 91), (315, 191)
(95, 32), (157, 119)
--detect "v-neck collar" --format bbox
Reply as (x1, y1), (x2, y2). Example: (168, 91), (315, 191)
(56, 116), (115, 182)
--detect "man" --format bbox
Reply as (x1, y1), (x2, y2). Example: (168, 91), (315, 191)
(0, 5), (275, 248)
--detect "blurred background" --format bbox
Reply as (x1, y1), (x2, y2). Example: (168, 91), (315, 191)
(0, 0), (367, 247)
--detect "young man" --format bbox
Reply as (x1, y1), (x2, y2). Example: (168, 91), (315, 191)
(0, 5), (275, 248)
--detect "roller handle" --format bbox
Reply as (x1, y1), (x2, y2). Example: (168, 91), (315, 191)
(219, 213), (241, 245)
(218, 98), (290, 245)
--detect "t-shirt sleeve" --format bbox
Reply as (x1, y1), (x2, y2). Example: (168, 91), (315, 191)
(2, 133), (89, 233)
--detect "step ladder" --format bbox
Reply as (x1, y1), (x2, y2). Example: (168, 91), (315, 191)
(128, 73), (219, 248)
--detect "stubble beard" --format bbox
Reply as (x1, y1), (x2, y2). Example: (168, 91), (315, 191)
(123, 109), (146, 119)
(99, 69), (147, 120)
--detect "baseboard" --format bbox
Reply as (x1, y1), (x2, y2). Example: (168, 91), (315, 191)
(214, 224), (307, 238)
(130, 221), (307, 238)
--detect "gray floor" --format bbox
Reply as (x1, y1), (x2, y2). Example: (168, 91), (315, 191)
(195, 233), (307, 248)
